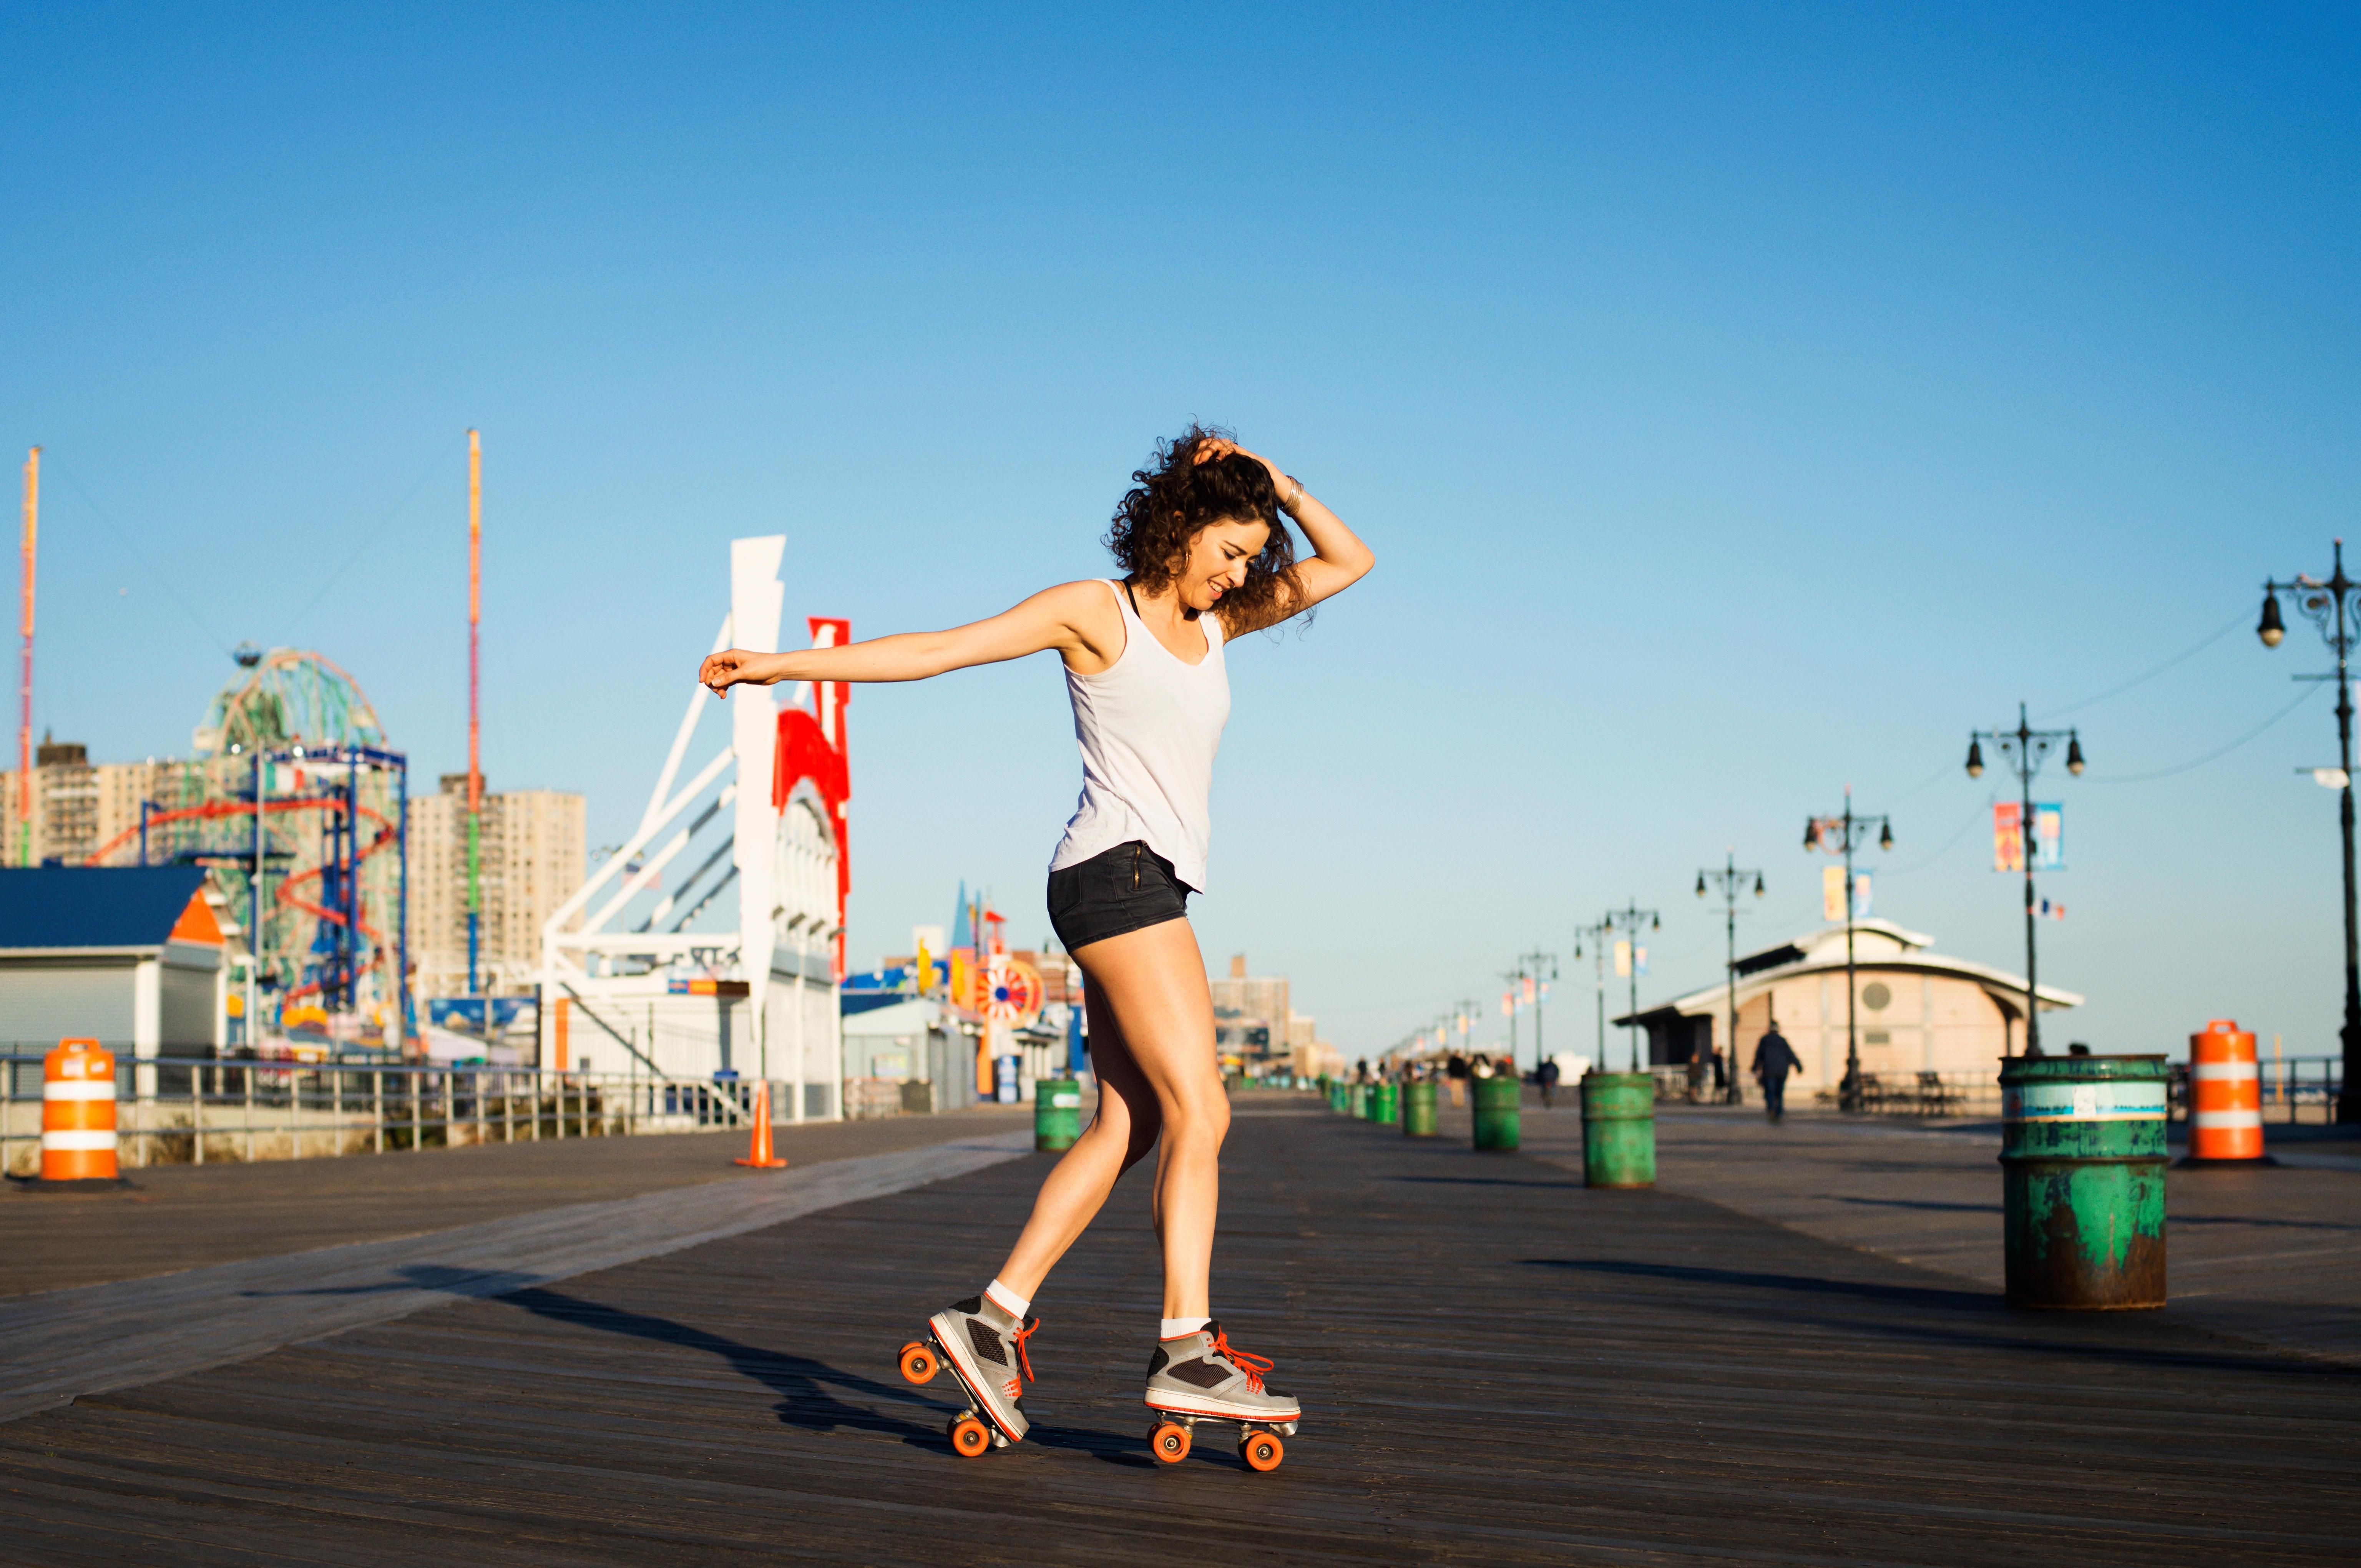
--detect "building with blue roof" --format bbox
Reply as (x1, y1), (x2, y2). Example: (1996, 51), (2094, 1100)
(0, 865), (228, 1058)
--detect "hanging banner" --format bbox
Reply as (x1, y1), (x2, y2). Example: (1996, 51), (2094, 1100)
(1501, 991), (1514, 1016)
(1822, 864), (1846, 921)
(1635, 945), (1649, 977)
(1993, 802), (2024, 872)
(2033, 803), (2064, 870)
(1522, 976), (1536, 1005)
(1853, 872), (1873, 920)
(1613, 940), (1632, 978)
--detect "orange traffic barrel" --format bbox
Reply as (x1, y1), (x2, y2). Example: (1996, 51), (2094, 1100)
(2185, 1019), (2268, 1165)
(40, 1038), (122, 1183)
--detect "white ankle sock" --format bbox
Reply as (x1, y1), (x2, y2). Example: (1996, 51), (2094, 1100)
(1160, 1316), (1211, 1339)
(984, 1279), (1031, 1319)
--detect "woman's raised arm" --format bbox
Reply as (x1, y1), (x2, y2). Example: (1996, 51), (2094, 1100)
(1197, 439), (1374, 636)
(699, 580), (1122, 696)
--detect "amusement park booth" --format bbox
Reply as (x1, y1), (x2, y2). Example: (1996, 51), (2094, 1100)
(0, 865), (227, 1078)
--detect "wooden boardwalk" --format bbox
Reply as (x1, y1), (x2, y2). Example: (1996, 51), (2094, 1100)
(3, 1098), (2355, 1565)
(1511, 1101), (2361, 1364)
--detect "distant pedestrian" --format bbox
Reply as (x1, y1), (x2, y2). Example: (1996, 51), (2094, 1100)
(1685, 1047), (1707, 1104)
(1446, 1053), (1469, 1107)
(1708, 1044), (1727, 1098)
(1539, 1056), (1561, 1109)
(1753, 1027), (1801, 1123)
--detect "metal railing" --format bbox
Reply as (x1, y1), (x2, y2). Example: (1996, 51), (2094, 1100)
(1, 1048), (766, 1174)
(1794, 1060), (2349, 1123)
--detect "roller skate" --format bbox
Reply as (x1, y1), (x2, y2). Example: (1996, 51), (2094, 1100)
(1142, 1322), (1300, 1472)
(897, 1296), (1040, 1458)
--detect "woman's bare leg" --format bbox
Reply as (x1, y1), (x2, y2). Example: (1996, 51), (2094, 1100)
(990, 982), (1161, 1298)
(988, 917), (1227, 1316)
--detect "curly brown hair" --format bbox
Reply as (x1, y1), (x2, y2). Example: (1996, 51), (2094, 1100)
(1105, 424), (1303, 630)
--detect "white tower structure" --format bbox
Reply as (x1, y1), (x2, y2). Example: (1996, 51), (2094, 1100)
(536, 536), (850, 1120)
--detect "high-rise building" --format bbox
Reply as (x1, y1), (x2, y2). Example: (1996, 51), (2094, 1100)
(1, 740), (189, 869)
(405, 776), (584, 1000)
(1211, 953), (1332, 1076)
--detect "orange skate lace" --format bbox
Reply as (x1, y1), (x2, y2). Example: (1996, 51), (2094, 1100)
(1210, 1329), (1273, 1393)
(1011, 1317), (1041, 1383)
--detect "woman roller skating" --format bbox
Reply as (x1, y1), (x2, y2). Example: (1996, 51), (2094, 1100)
(699, 426), (1374, 1469)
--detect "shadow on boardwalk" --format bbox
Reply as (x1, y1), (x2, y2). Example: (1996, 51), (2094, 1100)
(0, 1104), (2355, 1566)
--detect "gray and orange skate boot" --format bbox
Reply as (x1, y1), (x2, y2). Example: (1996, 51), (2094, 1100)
(1142, 1322), (1300, 1471)
(898, 1297), (1039, 1458)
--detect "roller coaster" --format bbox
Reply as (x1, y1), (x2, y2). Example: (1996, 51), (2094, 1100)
(85, 649), (408, 1042)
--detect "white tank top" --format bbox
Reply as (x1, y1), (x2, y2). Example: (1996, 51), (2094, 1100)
(1049, 579), (1231, 892)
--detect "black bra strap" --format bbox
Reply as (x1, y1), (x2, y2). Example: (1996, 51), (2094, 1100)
(1123, 579), (1143, 618)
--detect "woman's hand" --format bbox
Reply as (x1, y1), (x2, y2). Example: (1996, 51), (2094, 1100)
(1192, 435), (1290, 502)
(699, 648), (772, 698)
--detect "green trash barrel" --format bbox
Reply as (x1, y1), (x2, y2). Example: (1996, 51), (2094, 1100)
(1034, 1078), (1083, 1152)
(1401, 1079), (1438, 1137)
(1370, 1082), (1399, 1125)
(1581, 1072), (1655, 1188)
(1472, 1075), (1521, 1151)
(2000, 1054), (2168, 1309)
(1349, 1083), (1368, 1119)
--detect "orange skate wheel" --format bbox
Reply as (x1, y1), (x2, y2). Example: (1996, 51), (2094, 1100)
(1241, 1430), (1284, 1472)
(1149, 1421), (1191, 1464)
(950, 1415), (993, 1458)
(899, 1341), (939, 1384)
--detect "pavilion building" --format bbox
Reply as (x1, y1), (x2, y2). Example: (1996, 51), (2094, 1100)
(1613, 919), (2081, 1093)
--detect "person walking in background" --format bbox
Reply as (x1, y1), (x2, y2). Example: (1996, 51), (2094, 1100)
(1685, 1045), (1707, 1104)
(1752, 1024), (1801, 1123)
(1446, 1052), (1469, 1107)
(1538, 1055), (1561, 1109)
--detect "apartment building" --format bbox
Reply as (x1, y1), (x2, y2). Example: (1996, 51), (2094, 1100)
(405, 776), (585, 999)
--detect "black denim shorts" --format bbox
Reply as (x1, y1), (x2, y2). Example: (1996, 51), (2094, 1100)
(1047, 839), (1192, 952)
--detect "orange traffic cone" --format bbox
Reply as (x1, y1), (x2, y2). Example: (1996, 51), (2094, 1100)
(734, 1084), (789, 1169)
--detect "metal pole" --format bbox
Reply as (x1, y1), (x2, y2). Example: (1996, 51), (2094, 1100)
(1500, 968), (1519, 1070)
(1725, 855), (1739, 1105)
(2020, 705), (2041, 1057)
(466, 429), (482, 999)
(2338, 544), (2361, 1121)
(251, 751), (262, 1044)
(1843, 792), (1860, 1109)
(17, 448), (36, 869)
(397, 758), (410, 1051)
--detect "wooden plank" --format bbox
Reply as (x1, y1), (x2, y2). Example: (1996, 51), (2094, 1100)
(0, 1104), (1040, 1297)
(0, 1131), (1029, 1420)
(0, 1101), (2353, 1565)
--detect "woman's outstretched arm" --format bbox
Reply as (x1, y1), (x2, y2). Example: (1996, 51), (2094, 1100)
(698, 580), (1121, 697)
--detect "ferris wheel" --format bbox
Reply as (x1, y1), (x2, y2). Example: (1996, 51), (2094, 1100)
(982, 960), (1044, 1026)
(192, 648), (388, 758)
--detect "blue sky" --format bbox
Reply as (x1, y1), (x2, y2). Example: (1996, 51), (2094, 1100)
(5, 3), (2358, 1063)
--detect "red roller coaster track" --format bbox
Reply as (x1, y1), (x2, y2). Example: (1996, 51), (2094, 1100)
(84, 796), (401, 1004)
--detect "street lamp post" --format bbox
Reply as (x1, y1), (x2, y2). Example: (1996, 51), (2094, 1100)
(1965, 704), (2084, 1060)
(1603, 900), (1661, 1074)
(1519, 949), (1559, 1078)
(1572, 923), (1611, 1073)
(1695, 850), (1766, 1106)
(1803, 790), (1894, 1112)
(1498, 966), (1524, 1069)
(2258, 540), (2361, 1122)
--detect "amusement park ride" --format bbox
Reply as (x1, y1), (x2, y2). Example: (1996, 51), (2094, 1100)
(536, 536), (852, 1120)
(90, 648), (410, 1044)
